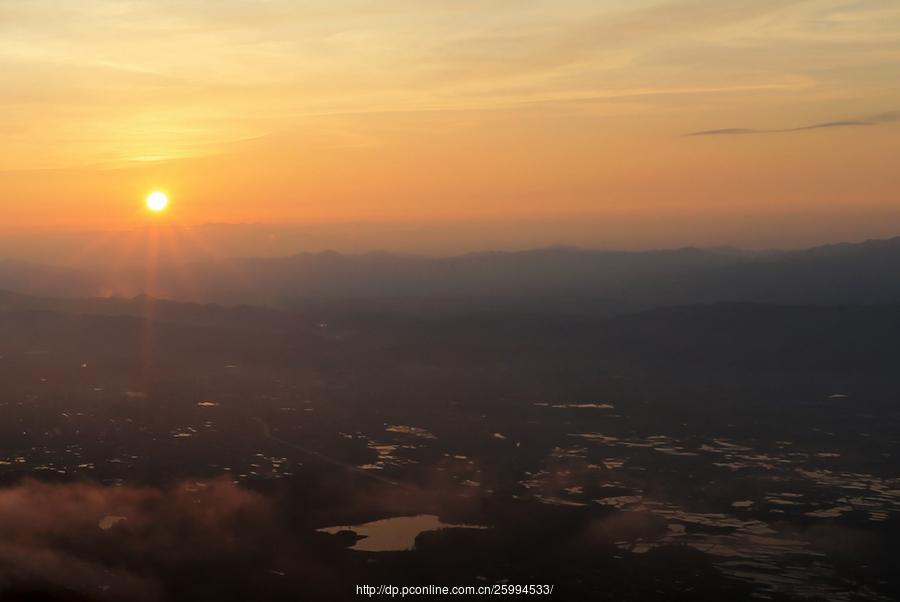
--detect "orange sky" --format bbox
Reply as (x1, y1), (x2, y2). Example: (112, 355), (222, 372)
(2, 0), (899, 253)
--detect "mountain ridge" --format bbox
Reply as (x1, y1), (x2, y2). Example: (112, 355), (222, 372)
(1, 234), (899, 311)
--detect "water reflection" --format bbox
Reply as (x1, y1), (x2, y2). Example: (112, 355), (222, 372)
(319, 515), (486, 552)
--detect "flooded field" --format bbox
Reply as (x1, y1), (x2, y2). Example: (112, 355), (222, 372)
(319, 515), (486, 552)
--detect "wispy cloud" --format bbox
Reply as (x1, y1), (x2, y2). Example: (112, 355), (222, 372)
(686, 112), (898, 136)
(869, 110), (900, 123)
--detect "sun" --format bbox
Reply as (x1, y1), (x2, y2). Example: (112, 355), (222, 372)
(146, 191), (169, 212)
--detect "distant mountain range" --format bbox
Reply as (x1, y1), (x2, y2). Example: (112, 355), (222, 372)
(2, 235), (900, 312)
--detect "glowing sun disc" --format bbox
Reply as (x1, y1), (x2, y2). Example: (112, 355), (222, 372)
(146, 191), (169, 212)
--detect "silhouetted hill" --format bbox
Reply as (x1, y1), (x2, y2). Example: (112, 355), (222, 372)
(3, 235), (900, 311)
(653, 236), (900, 306)
(191, 245), (750, 309)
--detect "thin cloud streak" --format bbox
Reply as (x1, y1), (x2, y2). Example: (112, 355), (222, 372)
(685, 112), (898, 136)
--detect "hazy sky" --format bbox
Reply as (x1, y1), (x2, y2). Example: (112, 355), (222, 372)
(2, 0), (899, 252)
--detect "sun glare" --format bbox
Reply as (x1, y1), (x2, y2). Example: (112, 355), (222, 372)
(146, 191), (169, 212)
